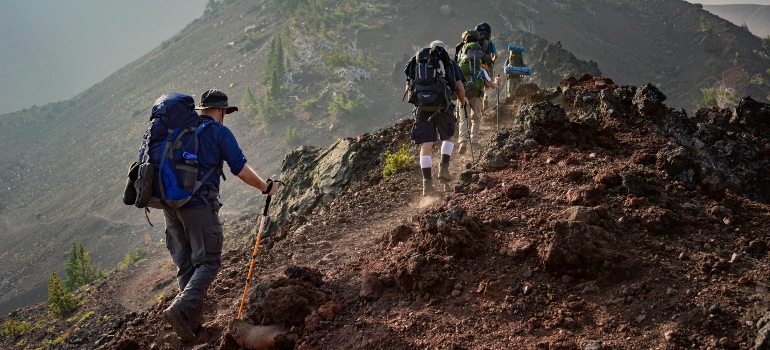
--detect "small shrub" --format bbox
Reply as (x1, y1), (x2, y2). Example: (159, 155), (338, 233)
(49, 272), (77, 316)
(284, 126), (302, 146)
(298, 98), (319, 111)
(1, 319), (31, 337)
(750, 74), (766, 85)
(78, 311), (95, 325)
(118, 246), (146, 269)
(700, 84), (719, 108)
(328, 92), (367, 120)
(250, 97), (291, 124)
(383, 145), (415, 177)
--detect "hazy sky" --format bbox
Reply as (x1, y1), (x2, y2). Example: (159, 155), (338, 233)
(0, 0), (208, 115)
(1, 1), (767, 115)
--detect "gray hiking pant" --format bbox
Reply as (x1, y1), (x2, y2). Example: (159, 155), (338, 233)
(507, 75), (522, 96)
(164, 204), (223, 324)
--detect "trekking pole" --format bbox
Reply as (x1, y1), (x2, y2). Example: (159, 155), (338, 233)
(496, 74), (500, 131)
(463, 104), (475, 163)
(237, 180), (285, 319)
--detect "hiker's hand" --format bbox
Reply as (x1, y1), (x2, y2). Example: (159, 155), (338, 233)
(495, 76), (502, 85)
(262, 179), (279, 196)
(461, 97), (469, 107)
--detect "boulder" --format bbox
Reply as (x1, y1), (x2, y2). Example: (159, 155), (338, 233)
(539, 220), (626, 276)
(732, 96), (770, 141)
(360, 272), (384, 301)
(504, 184), (530, 200)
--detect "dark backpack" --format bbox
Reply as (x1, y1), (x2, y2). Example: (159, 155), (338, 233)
(128, 92), (219, 210)
(405, 46), (453, 110)
(475, 22), (494, 64)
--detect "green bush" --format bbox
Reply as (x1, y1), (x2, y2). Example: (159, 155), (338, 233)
(118, 247), (146, 269)
(0, 319), (30, 337)
(251, 97), (291, 125)
(699, 83), (739, 108)
(383, 145), (415, 177)
(749, 74), (766, 85)
(328, 92), (367, 120)
(323, 44), (378, 71)
(284, 126), (302, 146)
(241, 87), (258, 112)
(700, 84), (718, 108)
(48, 272), (77, 316)
(298, 98), (319, 111)
(64, 242), (105, 291)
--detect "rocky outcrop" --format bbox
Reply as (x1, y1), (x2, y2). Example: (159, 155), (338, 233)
(267, 120), (413, 231)
(559, 75), (770, 204)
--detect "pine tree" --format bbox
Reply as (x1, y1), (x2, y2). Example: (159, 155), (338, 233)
(263, 35), (286, 85)
(48, 272), (76, 316)
(241, 87), (258, 112)
(64, 242), (104, 291)
(267, 71), (283, 100)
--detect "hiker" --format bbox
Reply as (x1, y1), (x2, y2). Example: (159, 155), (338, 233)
(456, 30), (502, 155)
(404, 40), (468, 196)
(506, 45), (527, 96)
(475, 22), (498, 111)
(162, 89), (279, 341)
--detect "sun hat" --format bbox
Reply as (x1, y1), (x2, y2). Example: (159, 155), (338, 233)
(194, 89), (238, 114)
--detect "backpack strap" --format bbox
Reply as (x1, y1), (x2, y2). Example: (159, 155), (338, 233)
(194, 121), (227, 185)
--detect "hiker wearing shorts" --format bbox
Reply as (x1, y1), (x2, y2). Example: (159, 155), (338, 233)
(162, 89), (278, 342)
(406, 40), (468, 196)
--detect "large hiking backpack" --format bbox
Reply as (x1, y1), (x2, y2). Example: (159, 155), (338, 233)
(131, 92), (219, 210)
(406, 46), (453, 110)
(458, 41), (487, 98)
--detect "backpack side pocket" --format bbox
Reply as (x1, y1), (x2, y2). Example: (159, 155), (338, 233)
(134, 163), (155, 208)
(122, 162), (139, 205)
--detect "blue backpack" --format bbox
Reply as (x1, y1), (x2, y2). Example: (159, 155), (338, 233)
(132, 92), (218, 211)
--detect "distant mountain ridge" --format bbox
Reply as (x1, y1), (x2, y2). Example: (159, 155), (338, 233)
(704, 4), (770, 37)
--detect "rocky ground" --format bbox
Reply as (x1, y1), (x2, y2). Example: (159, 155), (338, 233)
(2, 76), (770, 349)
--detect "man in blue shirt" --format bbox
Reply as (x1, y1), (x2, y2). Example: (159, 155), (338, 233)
(163, 89), (278, 341)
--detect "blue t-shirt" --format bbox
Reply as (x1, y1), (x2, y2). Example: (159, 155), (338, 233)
(184, 115), (247, 207)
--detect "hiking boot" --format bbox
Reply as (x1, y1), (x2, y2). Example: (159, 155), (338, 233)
(438, 163), (453, 182)
(422, 179), (438, 197)
(163, 304), (196, 342)
(457, 142), (467, 155)
(189, 302), (204, 334)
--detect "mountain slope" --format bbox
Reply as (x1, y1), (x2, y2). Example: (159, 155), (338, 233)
(704, 4), (770, 38)
(1, 0), (769, 315)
